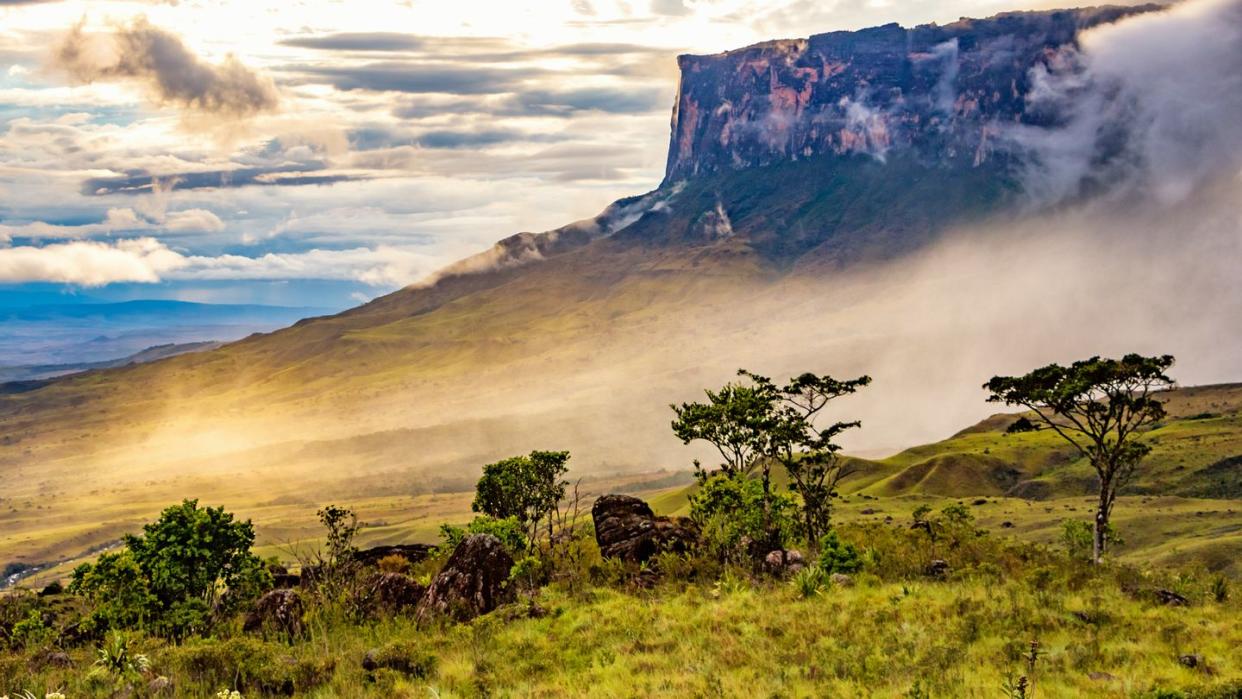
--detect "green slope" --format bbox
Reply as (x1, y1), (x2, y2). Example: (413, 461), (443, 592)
(863, 383), (1242, 499)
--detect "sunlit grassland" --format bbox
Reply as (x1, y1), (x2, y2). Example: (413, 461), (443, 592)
(4, 570), (1239, 697)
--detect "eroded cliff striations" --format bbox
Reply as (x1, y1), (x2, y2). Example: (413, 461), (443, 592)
(664, 5), (1161, 184)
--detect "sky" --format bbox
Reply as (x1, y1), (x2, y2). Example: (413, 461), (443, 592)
(0, 0), (1134, 308)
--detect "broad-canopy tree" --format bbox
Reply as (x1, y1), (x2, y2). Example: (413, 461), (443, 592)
(473, 450), (570, 547)
(670, 382), (772, 479)
(984, 354), (1175, 564)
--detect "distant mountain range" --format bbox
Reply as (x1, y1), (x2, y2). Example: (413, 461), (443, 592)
(0, 299), (331, 367)
(0, 341), (223, 386)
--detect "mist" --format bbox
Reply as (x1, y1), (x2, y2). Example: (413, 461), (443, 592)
(1008, 0), (1242, 206)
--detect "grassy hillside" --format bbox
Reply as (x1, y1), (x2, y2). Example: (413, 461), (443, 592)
(861, 383), (1242, 500)
(3, 512), (1239, 698)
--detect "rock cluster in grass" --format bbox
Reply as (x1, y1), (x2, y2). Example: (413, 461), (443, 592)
(591, 494), (698, 563)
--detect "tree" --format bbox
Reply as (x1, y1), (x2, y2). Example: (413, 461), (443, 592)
(743, 371), (872, 547)
(71, 499), (268, 638)
(671, 382), (773, 479)
(472, 450), (570, 547)
(984, 354), (1175, 564)
(673, 369), (870, 550)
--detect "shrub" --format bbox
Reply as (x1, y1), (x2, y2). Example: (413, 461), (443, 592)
(70, 500), (269, 639)
(8, 609), (51, 651)
(376, 554), (412, 575)
(362, 639), (437, 678)
(691, 474), (798, 562)
(818, 530), (862, 575)
(69, 550), (157, 635)
(1211, 575), (1230, 604)
(88, 632), (151, 685)
(473, 451), (570, 547)
(792, 567), (827, 598)
(438, 515), (529, 558)
(166, 637), (333, 693)
(1061, 519), (1094, 562)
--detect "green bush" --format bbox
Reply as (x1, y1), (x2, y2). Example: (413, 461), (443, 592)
(363, 639), (437, 678)
(438, 515), (529, 558)
(818, 530), (862, 575)
(1061, 519), (1094, 562)
(690, 474), (798, 562)
(70, 500), (270, 639)
(166, 636), (333, 693)
(792, 566), (828, 598)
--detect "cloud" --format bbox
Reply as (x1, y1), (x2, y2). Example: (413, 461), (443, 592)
(1007, 0), (1242, 205)
(0, 237), (186, 285)
(391, 86), (667, 120)
(280, 32), (427, 52)
(50, 18), (279, 117)
(0, 236), (445, 286)
(0, 205), (224, 239)
(501, 87), (667, 116)
(279, 33), (511, 54)
(294, 62), (535, 95)
(82, 166), (364, 195)
(651, 0), (692, 17)
(416, 128), (562, 149)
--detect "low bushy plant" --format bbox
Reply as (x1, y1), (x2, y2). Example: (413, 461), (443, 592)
(691, 474), (798, 562)
(818, 530), (862, 575)
(438, 515), (529, 557)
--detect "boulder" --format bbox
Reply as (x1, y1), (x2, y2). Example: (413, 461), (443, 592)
(591, 494), (697, 563)
(272, 572), (301, 588)
(829, 573), (855, 587)
(762, 549), (806, 578)
(1179, 654), (1204, 669)
(416, 534), (514, 622)
(925, 559), (951, 579)
(1155, 588), (1190, 607)
(362, 572), (426, 615)
(30, 650), (73, 669)
(244, 588), (306, 638)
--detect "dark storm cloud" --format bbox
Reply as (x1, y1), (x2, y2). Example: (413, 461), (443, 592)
(82, 165), (365, 196)
(51, 18), (279, 117)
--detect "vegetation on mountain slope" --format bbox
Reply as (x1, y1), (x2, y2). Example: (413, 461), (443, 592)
(858, 383), (1242, 501)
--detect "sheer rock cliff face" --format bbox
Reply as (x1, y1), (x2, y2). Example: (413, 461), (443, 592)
(663, 5), (1159, 184)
